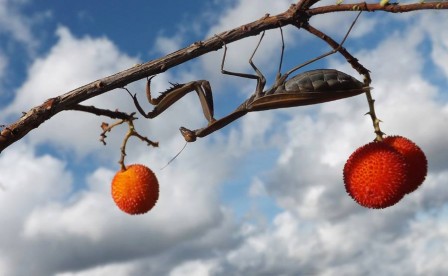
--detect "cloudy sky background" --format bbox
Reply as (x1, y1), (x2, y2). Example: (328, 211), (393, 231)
(1, 0), (448, 275)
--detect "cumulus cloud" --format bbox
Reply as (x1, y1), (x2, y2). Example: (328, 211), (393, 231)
(1, 26), (140, 157)
(0, 143), (73, 275)
(0, 51), (6, 80)
(207, 207), (448, 275)
(56, 262), (138, 276)
(1, 1), (448, 276)
(263, 15), (448, 219)
(202, 0), (294, 87)
(0, 0), (37, 47)
(0, 0), (53, 110)
(17, 160), (236, 275)
(0, 9), (239, 276)
(219, 11), (448, 275)
(0, 128), (239, 275)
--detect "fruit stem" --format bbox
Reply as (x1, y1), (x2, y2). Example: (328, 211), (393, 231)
(118, 119), (159, 171)
(119, 127), (132, 171)
(364, 88), (384, 141)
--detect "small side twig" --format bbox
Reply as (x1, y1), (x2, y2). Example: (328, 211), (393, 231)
(118, 119), (158, 171)
(99, 112), (158, 171)
(70, 104), (136, 120)
(100, 119), (127, 145)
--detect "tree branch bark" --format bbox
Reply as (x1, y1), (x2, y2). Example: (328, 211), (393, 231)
(1, 1), (447, 153)
(309, 2), (448, 15)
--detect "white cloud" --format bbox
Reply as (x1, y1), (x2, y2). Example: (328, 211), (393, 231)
(207, 0), (291, 35)
(404, 208), (448, 275)
(0, 143), (73, 275)
(0, 52), (6, 80)
(0, 0), (37, 86)
(4, 146), (238, 275)
(0, 15), (239, 276)
(422, 13), (448, 80)
(0, 144), (72, 215)
(5, 26), (137, 111)
(169, 260), (220, 276)
(202, 0), (295, 87)
(192, 206), (448, 275)
(248, 177), (267, 197)
(262, 8), (448, 219)
(1, 1), (448, 276)
(56, 262), (138, 276)
(154, 35), (184, 56)
(2, 26), (140, 156)
(310, 6), (378, 39)
(217, 10), (448, 275)
(0, 0), (36, 47)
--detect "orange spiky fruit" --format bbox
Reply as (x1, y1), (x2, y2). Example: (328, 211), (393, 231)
(383, 135), (427, 194)
(343, 141), (408, 209)
(111, 164), (159, 215)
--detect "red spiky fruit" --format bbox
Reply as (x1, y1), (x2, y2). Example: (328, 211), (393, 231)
(383, 135), (427, 194)
(111, 164), (159, 215)
(343, 141), (408, 209)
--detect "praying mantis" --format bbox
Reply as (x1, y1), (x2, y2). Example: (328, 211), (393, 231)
(129, 12), (369, 142)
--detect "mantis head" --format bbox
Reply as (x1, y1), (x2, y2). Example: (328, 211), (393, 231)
(179, 127), (197, 142)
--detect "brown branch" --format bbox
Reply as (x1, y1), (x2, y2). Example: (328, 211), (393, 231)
(1, 2), (447, 153)
(69, 104), (135, 120)
(309, 2), (448, 15)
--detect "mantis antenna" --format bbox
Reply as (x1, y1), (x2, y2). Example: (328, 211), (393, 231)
(160, 141), (188, 170)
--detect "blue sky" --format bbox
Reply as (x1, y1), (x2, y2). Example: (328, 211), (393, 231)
(1, 0), (448, 275)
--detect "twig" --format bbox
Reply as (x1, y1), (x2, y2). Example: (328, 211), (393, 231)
(70, 104), (136, 120)
(98, 113), (158, 170)
(99, 119), (126, 145)
(118, 119), (158, 171)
